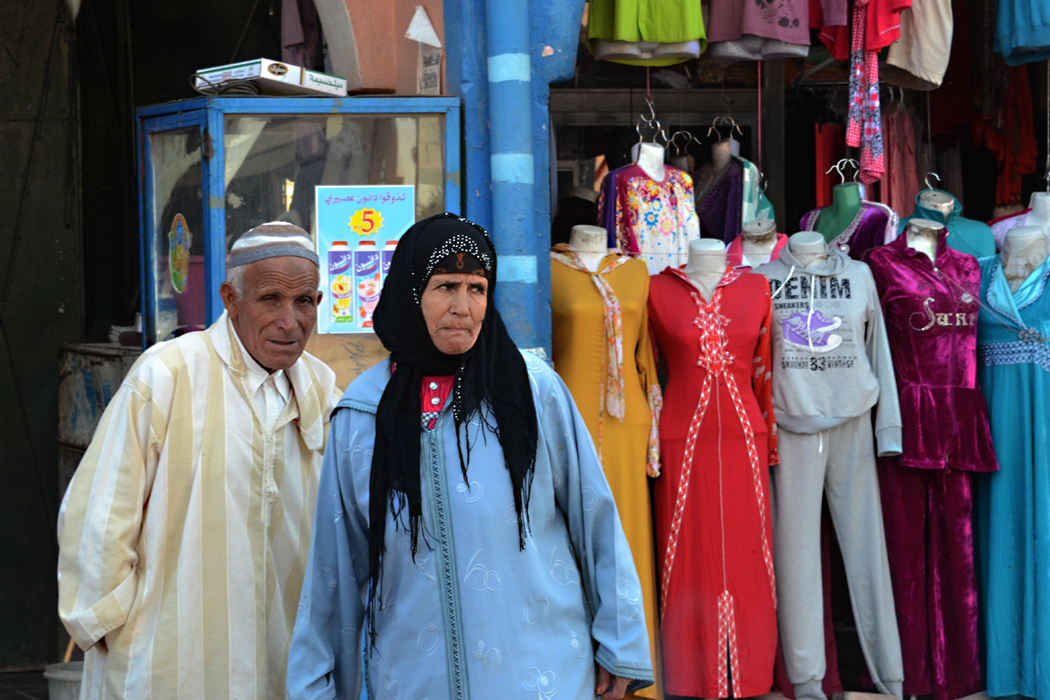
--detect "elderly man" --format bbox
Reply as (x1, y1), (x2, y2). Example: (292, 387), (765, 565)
(58, 222), (340, 700)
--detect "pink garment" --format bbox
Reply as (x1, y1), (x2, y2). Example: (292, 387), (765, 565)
(727, 233), (789, 268)
(863, 229), (996, 699)
(822, 0), (849, 26)
(862, 230), (997, 471)
(707, 0), (809, 44)
(881, 106), (920, 219)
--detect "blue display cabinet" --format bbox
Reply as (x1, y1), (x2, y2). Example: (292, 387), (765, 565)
(136, 96), (461, 365)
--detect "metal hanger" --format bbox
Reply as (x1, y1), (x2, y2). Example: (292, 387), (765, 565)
(669, 130), (697, 158)
(825, 158), (859, 185)
(924, 172), (941, 191)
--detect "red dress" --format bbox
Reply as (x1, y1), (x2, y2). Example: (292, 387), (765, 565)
(648, 267), (779, 698)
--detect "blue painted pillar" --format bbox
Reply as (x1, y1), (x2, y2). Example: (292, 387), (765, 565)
(484, 0), (540, 350)
(445, 0), (586, 354)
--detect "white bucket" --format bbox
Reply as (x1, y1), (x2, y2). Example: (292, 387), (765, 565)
(43, 661), (83, 700)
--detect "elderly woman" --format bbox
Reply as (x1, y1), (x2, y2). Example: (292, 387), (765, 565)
(287, 214), (653, 699)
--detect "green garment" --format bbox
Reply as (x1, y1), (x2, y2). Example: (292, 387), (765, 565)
(588, 0), (707, 66)
(898, 190), (997, 259)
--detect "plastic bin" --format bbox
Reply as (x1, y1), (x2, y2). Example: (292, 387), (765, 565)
(43, 661), (82, 700)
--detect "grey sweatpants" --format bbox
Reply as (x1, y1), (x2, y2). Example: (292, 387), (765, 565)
(772, 411), (904, 700)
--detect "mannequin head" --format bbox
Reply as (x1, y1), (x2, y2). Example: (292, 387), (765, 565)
(1004, 224), (1047, 248)
(711, 137), (739, 171)
(905, 219), (943, 263)
(742, 218), (776, 240)
(684, 238), (727, 274)
(568, 225), (607, 253)
(1029, 192), (1050, 226)
(788, 231), (828, 267)
(919, 190), (955, 219)
(634, 141), (667, 182)
(1002, 225), (1050, 291)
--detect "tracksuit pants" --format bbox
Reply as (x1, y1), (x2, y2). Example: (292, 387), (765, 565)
(772, 411), (904, 700)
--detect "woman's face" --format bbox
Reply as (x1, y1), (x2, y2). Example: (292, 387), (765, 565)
(420, 272), (488, 355)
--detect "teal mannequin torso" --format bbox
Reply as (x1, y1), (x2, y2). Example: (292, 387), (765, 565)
(814, 183), (862, 242)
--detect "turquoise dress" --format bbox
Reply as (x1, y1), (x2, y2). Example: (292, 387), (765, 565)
(286, 352), (654, 700)
(976, 255), (1050, 700)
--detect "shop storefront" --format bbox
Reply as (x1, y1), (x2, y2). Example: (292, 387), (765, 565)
(43, 0), (1050, 698)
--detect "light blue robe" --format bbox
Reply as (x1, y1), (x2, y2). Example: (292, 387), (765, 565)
(287, 352), (654, 700)
(975, 255), (1050, 700)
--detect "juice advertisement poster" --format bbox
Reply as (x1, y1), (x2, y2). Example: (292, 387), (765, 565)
(315, 185), (414, 334)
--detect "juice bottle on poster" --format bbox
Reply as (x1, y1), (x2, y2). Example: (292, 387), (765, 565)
(354, 240), (381, 329)
(380, 239), (399, 291)
(327, 241), (354, 325)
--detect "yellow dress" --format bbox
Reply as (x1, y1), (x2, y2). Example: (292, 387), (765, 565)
(550, 249), (663, 698)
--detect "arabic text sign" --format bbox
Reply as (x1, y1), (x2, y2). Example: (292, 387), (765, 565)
(316, 185), (415, 334)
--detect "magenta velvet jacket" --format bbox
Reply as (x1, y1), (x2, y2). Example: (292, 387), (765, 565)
(863, 232), (999, 471)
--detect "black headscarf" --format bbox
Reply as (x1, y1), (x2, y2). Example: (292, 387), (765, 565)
(367, 213), (538, 647)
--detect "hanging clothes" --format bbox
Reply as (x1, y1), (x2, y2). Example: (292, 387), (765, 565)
(815, 124), (846, 209)
(741, 157), (776, 224)
(694, 156), (774, 244)
(587, 0), (706, 66)
(847, 0), (885, 185)
(928, 0), (975, 138)
(550, 247), (664, 699)
(800, 201), (891, 260)
(598, 166), (626, 248)
(707, 0), (810, 62)
(809, 0), (849, 60)
(971, 65), (1037, 207)
(898, 190), (998, 258)
(864, 230), (998, 700)
(995, 0), (1050, 66)
(882, 0), (952, 90)
(975, 254), (1050, 700)
(602, 164), (701, 274)
(648, 267), (778, 699)
(880, 105), (921, 220)
(695, 159), (745, 243)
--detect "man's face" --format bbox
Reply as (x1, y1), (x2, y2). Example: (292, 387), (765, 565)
(220, 257), (322, 371)
(419, 272), (488, 355)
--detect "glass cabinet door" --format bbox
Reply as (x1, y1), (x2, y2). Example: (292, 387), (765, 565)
(222, 113), (446, 243)
(142, 114), (209, 345)
(221, 111), (451, 388)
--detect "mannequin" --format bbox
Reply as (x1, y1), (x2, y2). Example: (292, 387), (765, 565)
(788, 230), (829, 267)
(905, 219), (943, 264)
(815, 182), (863, 241)
(568, 224), (609, 272)
(630, 141), (667, 182)
(550, 233), (665, 698)
(863, 222), (997, 700)
(683, 238), (728, 301)
(649, 246), (779, 699)
(1002, 225), (1050, 293)
(919, 190), (955, 220)
(711, 137), (740, 173)
(740, 218), (779, 263)
(1027, 192), (1050, 233)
